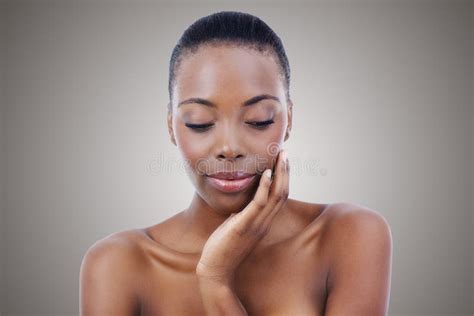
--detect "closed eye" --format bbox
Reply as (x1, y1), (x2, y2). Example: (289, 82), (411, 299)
(185, 123), (214, 132)
(184, 119), (274, 132)
(246, 119), (275, 129)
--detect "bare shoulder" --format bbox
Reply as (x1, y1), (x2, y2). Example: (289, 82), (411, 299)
(81, 229), (146, 265)
(319, 202), (392, 254)
(320, 203), (393, 314)
(322, 202), (392, 238)
(80, 229), (147, 315)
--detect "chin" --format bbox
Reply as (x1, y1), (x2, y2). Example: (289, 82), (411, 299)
(203, 187), (257, 215)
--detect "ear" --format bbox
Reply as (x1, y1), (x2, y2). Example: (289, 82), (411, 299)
(167, 103), (177, 146)
(284, 100), (293, 142)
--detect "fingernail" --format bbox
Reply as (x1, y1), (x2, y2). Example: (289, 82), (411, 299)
(281, 149), (287, 162)
(264, 169), (272, 179)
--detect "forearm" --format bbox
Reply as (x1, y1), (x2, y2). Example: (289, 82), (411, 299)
(197, 278), (248, 316)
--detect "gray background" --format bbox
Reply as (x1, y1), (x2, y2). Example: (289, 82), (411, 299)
(0, 0), (472, 315)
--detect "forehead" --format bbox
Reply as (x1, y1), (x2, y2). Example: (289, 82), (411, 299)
(174, 45), (285, 103)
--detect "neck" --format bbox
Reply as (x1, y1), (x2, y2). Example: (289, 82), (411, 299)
(180, 191), (293, 253)
(181, 192), (233, 247)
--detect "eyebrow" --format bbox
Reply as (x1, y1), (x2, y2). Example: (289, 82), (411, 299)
(177, 94), (281, 108)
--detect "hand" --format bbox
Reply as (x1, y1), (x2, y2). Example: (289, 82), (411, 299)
(196, 149), (290, 284)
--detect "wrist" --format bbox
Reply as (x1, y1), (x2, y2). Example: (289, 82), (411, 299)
(196, 273), (234, 290)
(196, 261), (234, 284)
(198, 278), (233, 295)
(197, 278), (247, 315)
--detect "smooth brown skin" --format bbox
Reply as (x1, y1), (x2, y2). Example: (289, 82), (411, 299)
(80, 44), (393, 315)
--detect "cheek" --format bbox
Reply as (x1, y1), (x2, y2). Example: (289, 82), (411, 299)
(175, 124), (221, 177)
(248, 109), (287, 144)
(253, 141), (281, 172)
(249, 129), (286, 172)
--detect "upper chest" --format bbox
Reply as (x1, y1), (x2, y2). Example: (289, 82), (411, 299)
(136, 226), (329, 316)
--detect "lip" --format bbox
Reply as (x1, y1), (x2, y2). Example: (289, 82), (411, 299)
(207, 171), (255, 180)
(206, 173), (256, 193)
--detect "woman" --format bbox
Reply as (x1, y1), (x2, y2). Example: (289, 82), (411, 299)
(80, 11), (392, 316)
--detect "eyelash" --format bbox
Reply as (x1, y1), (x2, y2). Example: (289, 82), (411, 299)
(185, 119), (275, 132)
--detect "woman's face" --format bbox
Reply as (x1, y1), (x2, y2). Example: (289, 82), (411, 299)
(168, 44), (292, 214)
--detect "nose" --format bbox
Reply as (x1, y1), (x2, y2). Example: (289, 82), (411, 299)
(215, 123), (244, 161)
(217, 145), (243, 160)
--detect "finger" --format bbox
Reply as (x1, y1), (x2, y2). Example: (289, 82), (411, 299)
(267, 154), (289, 221)
(233, 168), (273, 226)
(267, 149), (288, 207)
(222, 212), (237, 225)
(253, 168), (273, 208)
(254, 149), (288, 223)
(262, 151), (290, 225)
(262, 192), (287, 234)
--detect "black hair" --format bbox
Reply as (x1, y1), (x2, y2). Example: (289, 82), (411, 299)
(167, 11), (291, 111)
